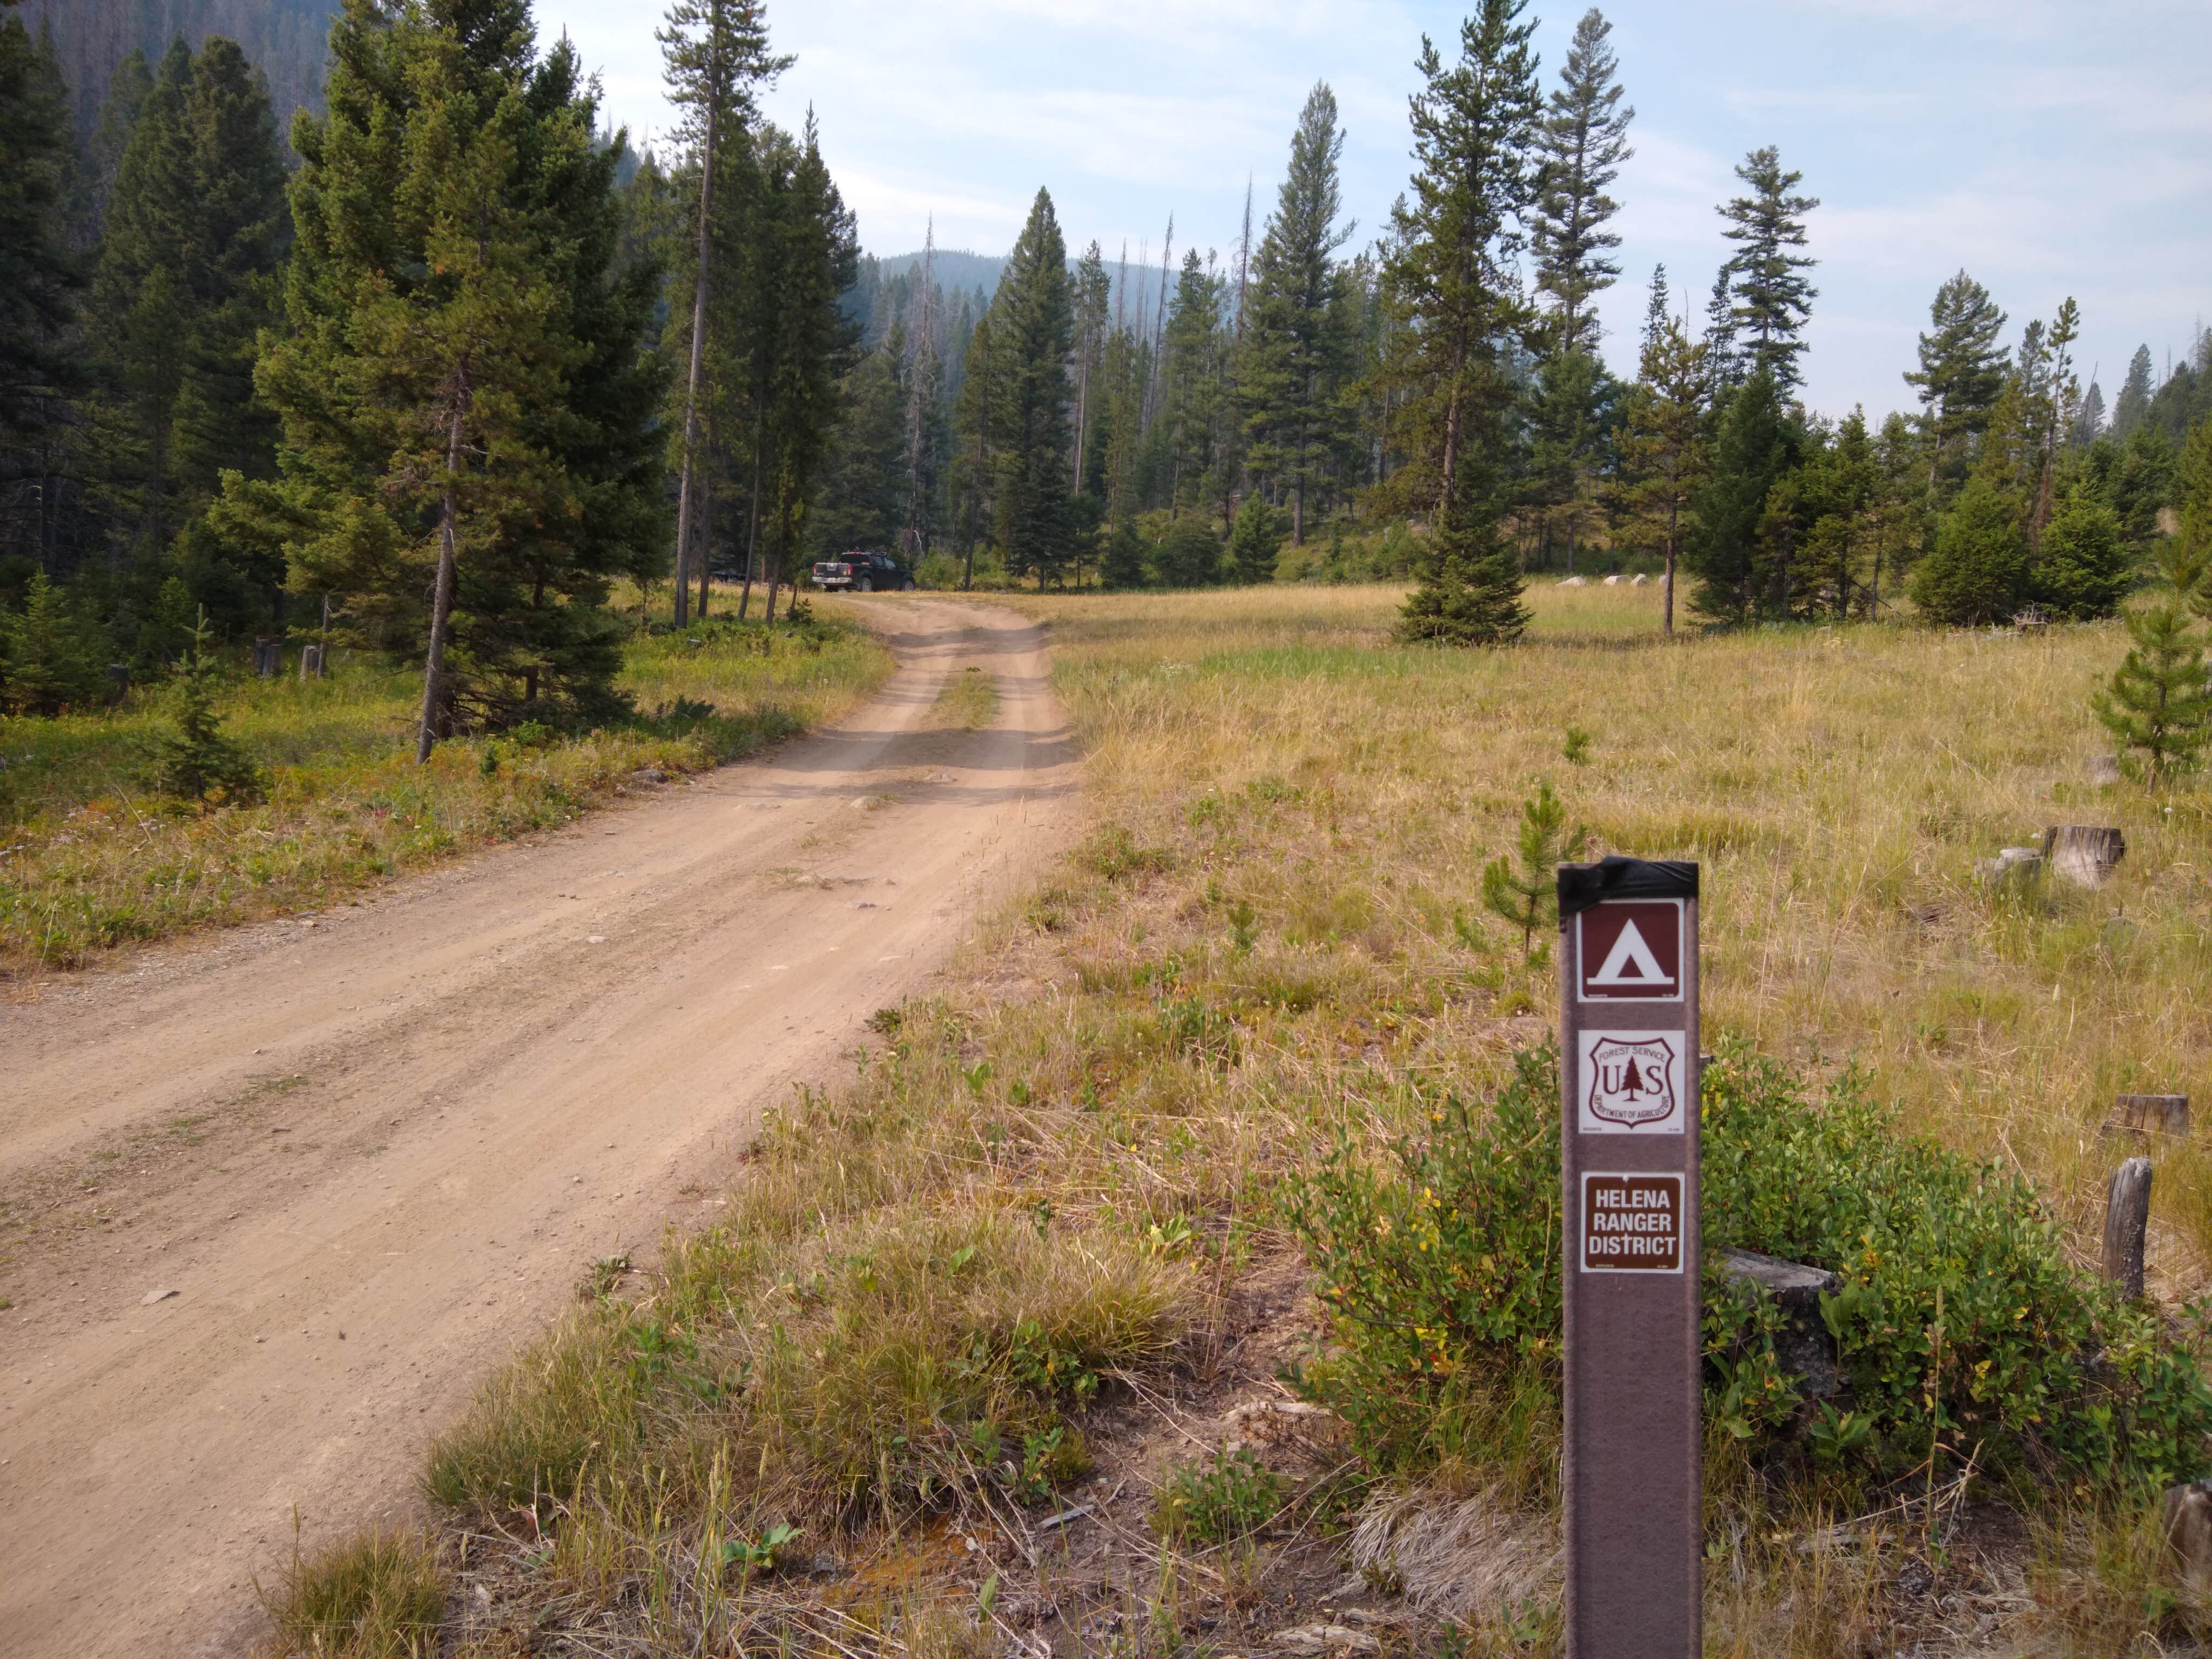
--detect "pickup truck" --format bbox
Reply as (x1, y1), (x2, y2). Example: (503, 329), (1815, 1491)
(811, 551), (915, 592)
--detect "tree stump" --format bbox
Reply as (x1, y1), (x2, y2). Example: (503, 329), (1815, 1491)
(1721, 1250), (1843, 1399)
(2103, 1157), (2153, 1300)
(253, 638), (281, 677)
(300, 644), (325, 680)
(2105, 1095), (2191, 1141)
(2044, 825), (2125, 888)
(2165, 1481), (2212, 1594)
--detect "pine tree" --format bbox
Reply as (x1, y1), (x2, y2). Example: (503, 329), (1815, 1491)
(1529, 7), (1632, 358)
(1909, 475), (2028, 625)
(1903, 269), (2008, 504)
(2112, 345), (2155, 440)
(2031, 483), (2127, 621)
(755, 115), (859, 619)
(1242, 82), (1354, 545)
(658, 0), (784, 624)
(1717, 146), (1818, 392)
(1401, 483), (1532, 645)
(1154, 518), (1223, 588)
(1100, 518), (1147, 590)
(76, 46), (152, 240)
(1619, 286), (1708, 635)
(1161, 249), (1230, 518)
(231, 0), (669, 756)
(152, 608), (264, 803)
(2095, 535), (2211, 780)
(1685, 372), (1794, 622)
(1382, 0), (1541, 645)
(1701, 266), (1740, 397)
(2, 570), (110, 714)
(70, 34), (290, 626)
(1228, 491), (1284, 584)
(0, 1), (83, 458)
(990, 188), (1076, 585)
(1481, 778), (1587, 957)
(950, 307), (1000, 589)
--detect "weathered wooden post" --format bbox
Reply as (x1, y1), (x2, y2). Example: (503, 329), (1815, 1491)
(299, 643), (325, 681)
(253, 638), (281, 677)
(2104, 1156), (2153, 1300)
(1559, 856), (1701, 1659)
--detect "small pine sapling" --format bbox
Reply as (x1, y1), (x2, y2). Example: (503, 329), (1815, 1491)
(2094, 536), (2212, 781)
(1562, 725), (1593, 764)
(153, 612), (266, 805)
(1482, 780), (1588, 957)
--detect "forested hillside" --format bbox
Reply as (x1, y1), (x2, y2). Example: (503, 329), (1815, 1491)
(24, 0), (336, 146)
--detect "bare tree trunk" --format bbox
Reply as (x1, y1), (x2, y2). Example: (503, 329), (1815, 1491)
(1663, 494), (1677, 638)
(697, 465), (713, 620)
(671, 102), (719, 628)
(739, 409), (763, 621)
(417, 390), (467, 764)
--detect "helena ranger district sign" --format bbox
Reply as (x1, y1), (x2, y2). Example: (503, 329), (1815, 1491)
(1557, 858), (1701, 1659)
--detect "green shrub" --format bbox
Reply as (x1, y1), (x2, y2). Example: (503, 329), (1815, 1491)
(1152, 1447), (1284, 1543)
(1284, 1044), (2212, 1492)
(1154, 520), (1225, 589)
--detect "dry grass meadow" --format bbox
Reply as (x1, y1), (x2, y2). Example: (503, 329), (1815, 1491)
(267, 580), (2212, 1657)
(0, 588), (891, 978)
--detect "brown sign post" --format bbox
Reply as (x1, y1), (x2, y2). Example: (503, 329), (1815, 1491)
(1559, 857), (1701, 1658)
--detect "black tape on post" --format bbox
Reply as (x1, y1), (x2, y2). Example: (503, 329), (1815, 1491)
(1559, 855), (1701, 1659)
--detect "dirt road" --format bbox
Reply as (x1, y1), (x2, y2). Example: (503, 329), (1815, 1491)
(0, 600), (1075, 1657)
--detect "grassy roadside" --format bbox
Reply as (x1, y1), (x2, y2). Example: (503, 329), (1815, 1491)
(272, 583), (2212, 1656)
(0, 591), (892, 978)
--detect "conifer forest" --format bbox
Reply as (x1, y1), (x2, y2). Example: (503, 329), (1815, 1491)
(3, 0), (2209, 733)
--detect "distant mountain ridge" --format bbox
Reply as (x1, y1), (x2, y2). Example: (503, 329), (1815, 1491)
(26, 0), (339, 145)
(871, 248), (1007, 297)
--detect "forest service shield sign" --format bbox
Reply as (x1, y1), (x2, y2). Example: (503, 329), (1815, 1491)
(1576, 1030), (1683, 1133)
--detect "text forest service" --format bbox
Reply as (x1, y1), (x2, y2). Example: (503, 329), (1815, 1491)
(1557, 856), (1701, 1659)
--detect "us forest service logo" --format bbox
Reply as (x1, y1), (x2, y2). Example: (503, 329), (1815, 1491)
(1576, 899), (1684, 1002)
(1580, 1033), (1680, 1131)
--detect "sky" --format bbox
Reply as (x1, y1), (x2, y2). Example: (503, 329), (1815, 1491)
(534, 0), (2212, 421)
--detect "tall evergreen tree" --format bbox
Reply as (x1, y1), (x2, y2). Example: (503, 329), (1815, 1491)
(1529, 6), (1631, 358)
(1701, 266), (1740, 397)
(989, 188), (1075, 584)
(1619, 280), (1707, 634)
(225, 0), (667, 754)
(658, 0), (784, 623)
(756, 114), (859, 618)
(1685, 370), (1796, 622)
(0, 0), (84, 533)
(85, 34), (291, 613)
(1242, 81), (1354, 545)
(1717, 145), (1817, 392)
(1382, 0), (1542, 645)
(2112, 344), (2155, 441)
(1902, 269), (2007, 504)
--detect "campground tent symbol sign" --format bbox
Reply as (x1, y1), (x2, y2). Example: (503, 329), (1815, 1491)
(1578, 1031), (1682, 1132)
(1576, 899), (1683, 1001)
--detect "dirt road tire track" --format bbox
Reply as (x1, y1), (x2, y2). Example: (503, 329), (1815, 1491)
(0, 600), (1075, 1657)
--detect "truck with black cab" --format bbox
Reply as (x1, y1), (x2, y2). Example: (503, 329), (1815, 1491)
(811, 551), (915, 592)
